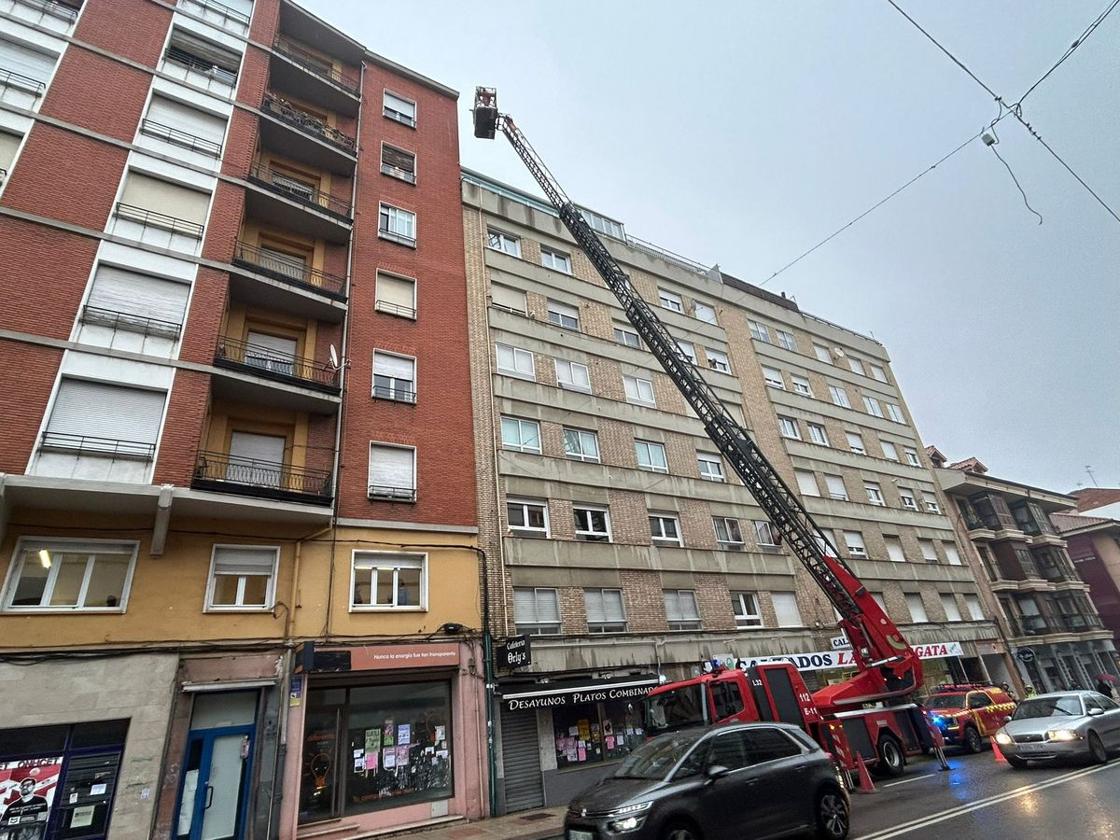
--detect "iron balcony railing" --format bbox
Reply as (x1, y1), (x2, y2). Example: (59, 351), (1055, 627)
(14, 0), (80, 21)
(232, 241), (347, 300)
(247, 162), (352, 220)
(115, 202), (205, 239)
(373, 300), (416, 319)
(367, 484), (417, 502)
(261, 94), (356, 153)
(0, 67), (45, 96)
(1056, 613), (1103, 632)
(140, 118), (222, 157)
(164, 47), (238, 86)
(81, 305), (183, 340)
(40, 432), (155, 460)
(177, 0), (249, 27)
(215, 335), (340, 391)
(372, 383), (415, 403)
(272, 39), (360, 95)
(194, 451), (332, 500)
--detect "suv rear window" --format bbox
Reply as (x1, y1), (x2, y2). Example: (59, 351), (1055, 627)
(743, 728), (802, 763)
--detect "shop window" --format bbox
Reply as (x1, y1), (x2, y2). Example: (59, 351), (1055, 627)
(4, 539), (137, 612)
(552, 697), (644, 770)
(351, 552), (426, 610)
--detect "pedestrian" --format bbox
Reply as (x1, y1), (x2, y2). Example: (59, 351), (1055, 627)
(1095, 678), (1116, 700)
(1001, 681), (1018, 703)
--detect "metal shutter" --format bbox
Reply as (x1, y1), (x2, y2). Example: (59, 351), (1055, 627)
(500, 708), (543, 812)
(146, 95), (227, 143)
(0, 132), (19, 172)
(88, 266), (189, 325)
(46, 380), (166, 443)
(258, 247), (307, 279)
(373, 353), (413, 380)
(120, 172), (210, 224)
(213, 546), (276, 575)
(0, 38), (56, 82)
(382, 145), (415, 174)
(229, 432), (285, 465)
(369, 445), (413, 488)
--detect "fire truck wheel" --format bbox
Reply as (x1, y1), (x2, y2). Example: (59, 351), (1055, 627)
(874, 735), (905, 778)
(963, 726), (983, 754)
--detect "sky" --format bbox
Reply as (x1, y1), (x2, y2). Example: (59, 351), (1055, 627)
(305, 1), (1120, 494)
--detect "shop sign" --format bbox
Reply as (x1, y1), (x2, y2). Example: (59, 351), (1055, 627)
(704, 641), (965, 674)
(830, 634), (849, 650)
(290, 674), (304, 707)
(350, 642), (461, 672)
(1016, 647), (1036, 665)
(498, 635), (532, 669)
(501, 675), (659, 712)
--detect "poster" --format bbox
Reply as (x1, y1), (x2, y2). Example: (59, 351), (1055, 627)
(364, 729), (381, 755)
(70, 805), (95, 829)
(395, 746), (410, 766)
(397, 724), (411, 746)
(435, 726), (445, 742)
(383, 749), (396, 770)
(605, 736), (615, 750)
(364, 753), (378, 772)
(382, 720), (395, 747)
(0, 757), (63, 840)
(577, 720), (591, 740)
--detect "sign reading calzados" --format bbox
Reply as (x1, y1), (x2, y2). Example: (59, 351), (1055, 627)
(704, 641), (965, 674)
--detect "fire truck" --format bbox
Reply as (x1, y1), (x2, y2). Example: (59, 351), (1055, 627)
(473, 89), (935, 777)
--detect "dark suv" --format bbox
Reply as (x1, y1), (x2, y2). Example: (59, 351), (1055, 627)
(563, 722), (849, 840)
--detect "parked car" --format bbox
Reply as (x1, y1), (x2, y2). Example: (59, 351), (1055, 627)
(924, 682), (1017, 753)
(994, 691), (1120, 768)
(563, 722), (850, 840)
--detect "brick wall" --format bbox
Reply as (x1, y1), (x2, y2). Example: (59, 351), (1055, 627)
(0, 340), (62, 472)
(41, 48), (152, 141)
(73, 0), (171, 66)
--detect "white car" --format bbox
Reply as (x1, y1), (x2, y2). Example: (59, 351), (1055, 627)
(994, 691), (1120, 768)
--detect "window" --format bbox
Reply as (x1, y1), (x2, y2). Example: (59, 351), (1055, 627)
(898, 487), (918, 510)
(375, 271), (416, 318)
(824, 474), (848, 501)
(117, 171), (209, 239)
(368, 444), (416, 501)
(848, 357), (865, 375)
(501, 417), (541, 454)
(762, 366), (785, 389)
(863, 396), (884, 418)
(649, 514), (682, 546)
(143, 95), (227, 156)
(772, 592), (803, 627)
(886, 403), (906, 424)
(880, 440), (899, 462)
(676, 340), (697, 364)
(964, 594), (985, 620)
(695, 302), (717, 324)
(579, 208), (625, 239)
(845, 431), (865, 454)
(922, 490), (941, 513)
(697, 453), (725, 482)
(539, 247), (571, 273)
(944, 543), (963, 566)
(563, 427), (600, 462)
(814, 344), (832, 364)
(904, 447), (921, 466)
(658, 289), (683, 313)
(80, 264), (190, 343)
(495, 343), (534, 378)
(871, 592), (888, 612)
(664, 590), (700, 630)
(776, 329), (796, 351)
(732, 592), (763, 628)
(491, 283), (527, 314)
(940, 594), (963, 622)
(777, 416), (801, 440)
(507, 499), (548, 535)
(351, 552), (425, 610)
(547, 299), (580, 330)
(38, 379), (165, 467)
(843, 531), (867, 558)
(574, 506), (611, 542)
(372, 352), (416, 402)
(486, 229), (520, 256)
(919, 539), (938, 564)
(585, 588), (626, 632)
(885, 536), (906, 563)
(705, 348), (730, 373)
(865, 482), (885, 506)
(624, 375), (655, 405)
(634, 440), (668, 473)
(905, 593), (929, 623)
(380, 144), (416, 183)
(748, 321), (771, 343)
(870, 364), (888, 383)
(614, 324), (641, 349)
(0, 37), (55, 90)
(791, 374), (812, 396)
(828, 385), (851, 408)
(713, 517), (744, 549)
(164, 28), (238, 85)
(378, 203), (415, 246)
(514, 587), (560, 635)
(383, 91), (416, 126)
(0, 131), (19, 178)
(795, 470), (820, 497)
(753, 520), (778, 547)
(807, 423), (830, 446)
(555, 359), (591, 391)
(4, 540), (136, 612)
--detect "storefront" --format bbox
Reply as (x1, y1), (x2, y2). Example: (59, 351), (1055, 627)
(280, 642), (485, 838)
(497, 672), (658, 812)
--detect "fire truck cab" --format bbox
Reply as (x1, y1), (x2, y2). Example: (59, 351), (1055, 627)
(924, 683), (1017, 753)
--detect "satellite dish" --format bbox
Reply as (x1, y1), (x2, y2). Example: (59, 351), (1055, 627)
(329, 344), (340, 369)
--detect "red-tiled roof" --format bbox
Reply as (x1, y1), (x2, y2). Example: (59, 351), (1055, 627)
(1069, 488), (1120, 512)
(1052, 512), (1116, 533)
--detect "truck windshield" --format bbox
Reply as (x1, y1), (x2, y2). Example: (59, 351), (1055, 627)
(644, 685), (706, 733)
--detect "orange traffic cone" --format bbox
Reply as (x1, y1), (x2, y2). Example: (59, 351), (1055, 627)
(854, 754), (878, 794)
(991, 736), (1007, 764)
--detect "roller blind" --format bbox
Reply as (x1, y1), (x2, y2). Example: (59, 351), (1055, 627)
(384, 92), (415, 119)
(369, 445), (414, 489)
(376, 274), (414, 307)
(514, 588), (558, 623)
(772, 592), (803, 627)
(46, 380), (165, 444)
(146, 95), (227, 143)
(491, 284), (526, 312)
(0, 132), (19, 172)
(87, 266), (189, 325)
(229, 431), (284, 464)
(120, 172), (210, 224)
(246, 332), (297, 357)
(373, 353), (413, 380)
(213, 546), (276, 575)
(169, 29), (239, 73)
(585, 590), (623, 623)
(0, 38), (56, 82)
(353, 553), (422, 571)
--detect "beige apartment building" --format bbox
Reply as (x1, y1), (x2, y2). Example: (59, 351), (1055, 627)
(461, 169), (1005, 812)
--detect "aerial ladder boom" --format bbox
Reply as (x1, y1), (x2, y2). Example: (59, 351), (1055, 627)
(473, 88), (921, 710)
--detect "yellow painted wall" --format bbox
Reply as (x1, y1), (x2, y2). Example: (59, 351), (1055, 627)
(206, 401), (309, 471)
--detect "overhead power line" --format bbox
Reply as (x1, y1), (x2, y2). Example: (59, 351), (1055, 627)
(1018, 0), (1120, 105)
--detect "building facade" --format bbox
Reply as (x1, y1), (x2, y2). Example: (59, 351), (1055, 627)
(462, 170), (1005, 812)
(0, 2), (481, 839)
(1054, 512), (1120, 644)
(934, 455), (1118, 693)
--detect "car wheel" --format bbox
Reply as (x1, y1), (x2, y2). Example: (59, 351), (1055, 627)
(663, 820), (702, 840)
(815, 788), (850, 839)
(874, 736), (906, 778)
(1088, 732), (1108, 765)
(1006, 755), (1028, 770)
(963, 726), (983, 754)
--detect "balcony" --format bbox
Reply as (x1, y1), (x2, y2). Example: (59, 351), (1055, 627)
(247, 162), (352, 222)
(260, 94), (356, 169)
(139, 118), (222, 158)
(0, 66), (45, 109)
(80, 305), (182, 340)
(1055, 613), (1103, 632)
(111, 203), (204, 253)
(270, 38), (359, 115)
(33, 432), (154, 483)
(5, 0), (81, 26)
(215, 335), (339, 393)
(176, 0), (250, 36)
(161, 46), (237, 97)
(243, 165), (351, 243)
(193, 450), (332, 505)
(231, 240), (346, 299)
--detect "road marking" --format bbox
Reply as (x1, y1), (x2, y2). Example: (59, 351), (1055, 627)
(881, 773), (935, 788)
(855, 762), (1120, 839)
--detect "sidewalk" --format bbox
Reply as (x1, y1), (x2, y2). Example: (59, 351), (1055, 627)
(398, 808), (565, 840)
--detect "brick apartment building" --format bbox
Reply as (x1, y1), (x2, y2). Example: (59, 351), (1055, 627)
(1053, 498), (1120, 645)
(0, 2), (481, 838)
(462, 170), (1006, 811)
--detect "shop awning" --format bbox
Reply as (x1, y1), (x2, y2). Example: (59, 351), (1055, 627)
(500, 674), (660, 712)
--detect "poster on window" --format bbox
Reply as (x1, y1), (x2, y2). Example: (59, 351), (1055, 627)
(0, 758), (62, 840)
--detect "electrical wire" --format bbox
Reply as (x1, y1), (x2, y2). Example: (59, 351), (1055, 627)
(990, 145), (1044, 225)
(1017, 0), (1120, 105)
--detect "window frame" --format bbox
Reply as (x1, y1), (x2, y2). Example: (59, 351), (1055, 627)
(562, 426), (601, 463)
(554, 358), (591, 392)
(506, 498), (550, 536)
(495, 342), (535, 379)
(663, 589), (701, 630)
(697, 452), (725, 482)
(771, 591), (804, 628)
(623, 375), (656, 406)
(843, 530), (867, 558)
(546, 299), (580, 331)
(372, 349), (417, 403)
(382, 89), (417, 127)
(705, 347), (730, 373)
(813, 344), (832, 364)
(880, 440), (900, 462)
(775, 329), (796, 351)
(886, 403), (906, 424)
(573, 505), (612, 542)
(513, 586), (561, 635)
(905, 593), (929, 623)
(904, 448), (921, 467)
(777, 415), (801, 440)
(658, 289), (684, 313)
(753, 520), (778, 547)
(613, 324), (641, 349)
(584, 587), (627, 633)
(649, 513), (683, 547)
(870, 363), (888, 383)
(807, 422), (830, 447)
(762, 366), (785, 389)
(898, 486), (918, 510)
(713, 516), (745, 549)
(634, 439), (669, 473)
(3, 538), (139, 613)
(848, 357), (865, 375)
(824, 473), (848, 501)
(694, 301), (718, 325)
(748, 320), (771, 343)
(539, 246), (572, 274)
(676, 340), (698, 365)
(732, 591), (763, 628)
(500, 416), (542, 454)
(790, 374), (812, 396)
(828, 385), (851, 409)
(865, 482), (885, 506)
(349, 550), (427, 612)
(379, 141), (417, 184)
(367, 442), (417, 501)
(486, 228), (521, 257)
(374, 269), (417, 319)
(377, 202), (416, 247)
(205, 544), (280, 612)
(863, 395), (884, 418)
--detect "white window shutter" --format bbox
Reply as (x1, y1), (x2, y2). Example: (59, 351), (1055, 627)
(371, 446), (414, 489)
(0, 39), (55, 82)
(146, 95), (227, 143)
(374, 353), (414, 379)
(214, 547), (276, 575)
(229, 432), (285, 464)
(87, 266), (190, 325)
(377, 274), (415, 307)
(120, 172), (210, 224)
(47, 380), (165, 444)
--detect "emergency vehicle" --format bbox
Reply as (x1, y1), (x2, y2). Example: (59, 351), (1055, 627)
(925, 683), (1017, 752)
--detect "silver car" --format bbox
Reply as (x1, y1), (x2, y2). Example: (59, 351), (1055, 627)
(994, 691), (1120, 768)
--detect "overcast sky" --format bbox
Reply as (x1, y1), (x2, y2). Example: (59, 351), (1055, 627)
(306, 1), (1119, 493)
